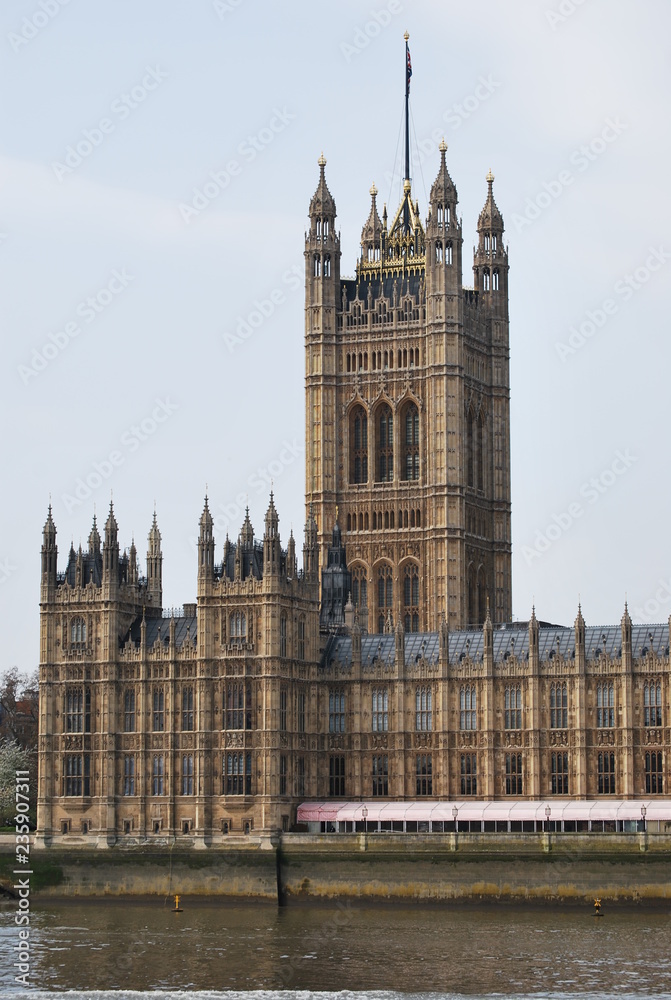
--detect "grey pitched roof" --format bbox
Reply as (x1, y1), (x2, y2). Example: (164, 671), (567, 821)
(321, 623), (670, 668)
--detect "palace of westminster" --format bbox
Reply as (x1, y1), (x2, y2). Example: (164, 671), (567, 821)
(36, 77), (670, 844)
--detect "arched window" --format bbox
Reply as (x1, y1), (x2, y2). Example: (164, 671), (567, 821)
(314, 255), (321, 277)
(504, 685), (522, 730)
(549, 682), (568, 729)
(350, 405), (368, 484)
(376, 404), (393, 482)
(324, 255), (331, 277)
(446, 242), (453, 265)
(644, 680), (662, 727)
(181, 687), (194, 731)
(477, 411), (485, 492)
(351, 565), (368, 610)
(596, 682), (615, 727)
(229, 612), (246, 642)
(377, 564), (393, 632)
(71, 618), (87, 646)
(416, 687), (432, 731)
(467, 408), (475, 488)
(460, 685), (477, 730)
(435, 241), (443, 263)
(402, 403), (420, 481)
(493, 269), (499, 290)
(483, 269), (490, 291)
(403, 564), (419, 632)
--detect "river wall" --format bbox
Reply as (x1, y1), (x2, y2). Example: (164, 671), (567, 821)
(1, 834), (670, 903)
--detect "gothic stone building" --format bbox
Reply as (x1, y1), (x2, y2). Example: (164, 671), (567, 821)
(37, 149), (670, 845)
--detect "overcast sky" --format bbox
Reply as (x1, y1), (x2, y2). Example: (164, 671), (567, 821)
(1, 0), (670, 674)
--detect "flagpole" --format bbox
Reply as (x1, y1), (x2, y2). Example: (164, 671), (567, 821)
(404, 31), (410, 183)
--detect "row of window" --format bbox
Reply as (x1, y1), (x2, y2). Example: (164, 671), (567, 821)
(346, 348), (421, 373)
(350, 403), (419, 484)
(346, 508), (422, 532)
(74, 680), (666, 736)
(344, 302), (424, 327)
(61, 750), (666, 798)
(326, 751), (665, 798)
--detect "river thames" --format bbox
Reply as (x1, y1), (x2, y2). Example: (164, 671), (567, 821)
(1, 899), (670, 998)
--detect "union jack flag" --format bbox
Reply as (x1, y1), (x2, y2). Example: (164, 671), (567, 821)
(406, 45), (412, 93)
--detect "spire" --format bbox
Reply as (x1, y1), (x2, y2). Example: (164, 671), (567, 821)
(309, 152), (336, 220)
(360, 183), (382, 261)
(102, 499), (119, 585)
(429, 138), (458, 215)
(303, 504), (318, 582)
(198, 495), (215, 586)
(263, 493), (281, 577)
(240, 506), (254, 548)
(147, 510), (162, 609)
(477, 168), (504, 234)
(41, 504), (58, 590)
(88, 513), (100, 554)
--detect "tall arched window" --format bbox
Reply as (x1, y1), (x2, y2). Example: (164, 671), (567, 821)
(351, 565), (368, 611)
(71, 618), (87, 647)
(467, 408), (475, 488)
(313, 255), (321, 277)
(377, 564), (393, 632)
(549, 682), (568, 729)
(229, 612), (246, 642)
(402, 402), (420, 481)
(403, 564), (419, 632)
(376, 404), (393, 482)
(477, 411), (485, 491)
(350, 406), (368, 484)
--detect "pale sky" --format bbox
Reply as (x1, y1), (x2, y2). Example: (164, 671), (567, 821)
(1, 0), (670, 674)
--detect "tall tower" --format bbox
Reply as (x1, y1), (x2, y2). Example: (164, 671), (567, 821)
(304, 40), (512, 632)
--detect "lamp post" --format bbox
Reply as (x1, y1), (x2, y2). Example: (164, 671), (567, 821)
(362, 804), (368, 835)
(641, 804), (647, 831)
(452, 805), (458, 834)
(545, 804), (551, 833)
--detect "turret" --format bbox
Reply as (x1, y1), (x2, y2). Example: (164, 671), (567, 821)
(263, 492), (281, 578)
(473, 169), (509, 319)
(147, 511), (163, 609)
(286, 529), (296, 580)
(426, 139), (463, 300)
(128, 537), (138, 585)
(575, 602), (586, 674)
(359, 183), (383, 265)
(102, 500), (119, 593)
(197, 496), (214, 586)
(41, 505), (58, 597)
(303, 506), (318, 582)
(305, 153), (341, 306)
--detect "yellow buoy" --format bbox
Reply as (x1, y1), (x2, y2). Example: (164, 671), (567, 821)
(593, 897), (603, 917)
(173, 893), (183, 912)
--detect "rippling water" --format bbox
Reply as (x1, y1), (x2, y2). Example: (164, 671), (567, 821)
(1, 899), (671, 998)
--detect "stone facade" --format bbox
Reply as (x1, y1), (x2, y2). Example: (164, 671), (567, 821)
(305, 147), (512, 632)
(36, 144), (670, 848)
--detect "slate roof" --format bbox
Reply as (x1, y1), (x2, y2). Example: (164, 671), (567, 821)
(321, 623), (670, 669)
